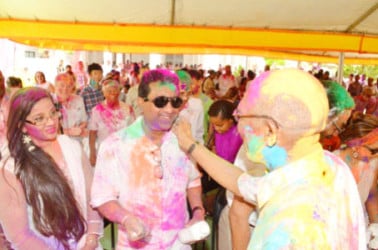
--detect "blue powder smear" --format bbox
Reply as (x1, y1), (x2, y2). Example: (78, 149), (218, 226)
(262, 145), (288, 171)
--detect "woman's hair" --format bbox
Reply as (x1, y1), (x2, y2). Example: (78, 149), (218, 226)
(339, 112), (378, 143)
(208, 99), (237, 121)
(7, 87), (85, 249)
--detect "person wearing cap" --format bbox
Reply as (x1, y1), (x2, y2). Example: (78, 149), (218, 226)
(173, 69), (366, 249)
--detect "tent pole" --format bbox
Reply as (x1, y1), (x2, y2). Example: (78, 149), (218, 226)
(170, 0), (176, 25)
(337, 52), (344, 84)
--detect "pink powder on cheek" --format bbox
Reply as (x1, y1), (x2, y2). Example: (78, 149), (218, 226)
(244, 71), (271, 107)
(25, 124), (44, 139)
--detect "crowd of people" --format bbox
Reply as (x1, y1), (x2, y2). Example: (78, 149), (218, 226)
(0, 60), (377, 250)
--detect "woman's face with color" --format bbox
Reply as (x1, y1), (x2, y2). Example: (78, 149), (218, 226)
(23, 97), (60, 144)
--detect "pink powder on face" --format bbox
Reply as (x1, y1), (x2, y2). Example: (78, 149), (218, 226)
(244, 71), (271, 106)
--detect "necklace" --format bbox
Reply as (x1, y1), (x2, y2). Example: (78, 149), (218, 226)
(146, 144), (163, 179)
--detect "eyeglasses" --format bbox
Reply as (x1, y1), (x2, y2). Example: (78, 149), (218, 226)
(144, 96), (183, 109)
(25, 109), (61, 126)
(233, 110), (280, 128)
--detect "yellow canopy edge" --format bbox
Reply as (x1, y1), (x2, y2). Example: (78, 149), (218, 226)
(1, 19), (378, 65)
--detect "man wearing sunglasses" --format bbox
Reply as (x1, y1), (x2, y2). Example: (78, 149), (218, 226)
(91, 69), (205, 249)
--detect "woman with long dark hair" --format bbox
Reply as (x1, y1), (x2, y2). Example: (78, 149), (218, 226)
(0, 87), (102, 249)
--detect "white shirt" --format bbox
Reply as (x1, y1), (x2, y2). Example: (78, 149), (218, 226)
(179, 97), (204, 144)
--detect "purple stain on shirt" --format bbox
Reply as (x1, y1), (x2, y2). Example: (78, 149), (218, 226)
(313, 210), (321, 220)
(161, 193), (187, 230)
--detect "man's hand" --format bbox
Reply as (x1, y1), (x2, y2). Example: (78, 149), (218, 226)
(186, 206), (205, 227)
(122, 216), (149, 242)
(80, 234), (99, 250)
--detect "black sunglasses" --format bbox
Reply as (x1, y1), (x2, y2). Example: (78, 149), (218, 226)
(144, 96), (183, 109)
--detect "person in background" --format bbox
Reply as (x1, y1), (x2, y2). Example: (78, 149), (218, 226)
(129, 63), (141, 87)
(320, 80), (355, 151)
(0, 87), (102, 250)
(188, 69), (213, 143)
(363, 77), (378, 98)
(57, 60), (65, 74)
(202, 70), (217, 99)
(208, 100), (243, 163)
(125, 64), (148, 118)
(173, 69), (366, 249)
(91, 69), (204, 249)
(348, 74), (363, 97)
(6, 76), (23, 98)
(336, 114), (378, 249)
(176, 70), (205, 144)
(80, 63), (104, 118)
(54, 73), (88, 142)
(75, 61), (89, 92)
(34, 71), (55, 93)
(222, 86), (240, 106)
(88, 79), (134, 166)
(217, 65), (237, 98)
(353, 87), (376, 115)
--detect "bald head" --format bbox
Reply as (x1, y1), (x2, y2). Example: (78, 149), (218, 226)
(238, 69), (329, 136)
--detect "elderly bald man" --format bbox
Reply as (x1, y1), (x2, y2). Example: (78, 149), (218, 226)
(173, 69), (366, 249)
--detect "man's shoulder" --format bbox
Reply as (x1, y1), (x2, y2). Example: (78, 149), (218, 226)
(117, 118), (145, 141)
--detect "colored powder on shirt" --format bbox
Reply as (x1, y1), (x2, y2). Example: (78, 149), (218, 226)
(123, 117), (144, 139)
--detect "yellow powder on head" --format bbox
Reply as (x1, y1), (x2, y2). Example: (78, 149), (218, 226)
(255, 69), (329, 136)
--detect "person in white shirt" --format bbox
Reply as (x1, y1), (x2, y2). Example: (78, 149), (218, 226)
(176, 70), (204, 144)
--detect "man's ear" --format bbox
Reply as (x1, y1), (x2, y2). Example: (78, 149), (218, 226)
(137, 97), (145, 112)
(137, 96), (144, 106)
(263, 119), (278, 147)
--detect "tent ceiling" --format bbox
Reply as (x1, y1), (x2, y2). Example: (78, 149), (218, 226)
(1, 0), (378, 63)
